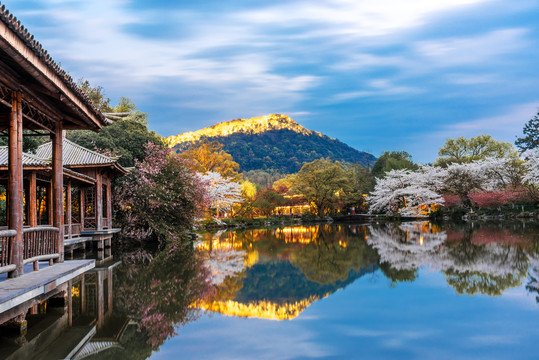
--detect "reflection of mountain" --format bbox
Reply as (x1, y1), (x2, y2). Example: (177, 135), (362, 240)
(197, 225), (378, 320)
(368, 222), (539, 296)
(198, 262), (374, 320)
(237, 260), (373, 304)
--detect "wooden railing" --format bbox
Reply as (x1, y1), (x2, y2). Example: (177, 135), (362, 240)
(64, 223), (82, 238)
(0, 230), (16, 274)
(23, 227), (60, 270)
(84, 217), (96, 230)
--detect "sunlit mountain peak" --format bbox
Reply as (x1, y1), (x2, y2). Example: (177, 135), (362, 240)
(166, 114), (323, 147)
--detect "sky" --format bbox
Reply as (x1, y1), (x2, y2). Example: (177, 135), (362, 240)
(4, 0), (539, 163)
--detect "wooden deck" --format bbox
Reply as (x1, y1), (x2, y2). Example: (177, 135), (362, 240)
(0, 260), (94, 314)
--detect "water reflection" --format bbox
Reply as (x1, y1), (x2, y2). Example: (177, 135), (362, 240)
(2, 221), (539, 358)
(196, 221), (539, 323)
(196, 225), (379, 320)
(368, 222), (539, 296)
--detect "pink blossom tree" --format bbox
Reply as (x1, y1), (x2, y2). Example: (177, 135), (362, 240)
(116, 143), (209, 244)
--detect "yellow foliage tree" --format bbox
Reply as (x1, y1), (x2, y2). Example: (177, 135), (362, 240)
(180, 139), (241, 181)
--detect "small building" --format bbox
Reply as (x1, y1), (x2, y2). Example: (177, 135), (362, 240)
(36, 139), (126, 250)
(0, 139), (126, 254)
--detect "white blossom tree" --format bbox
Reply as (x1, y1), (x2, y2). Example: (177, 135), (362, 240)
(522, 148), (539, 202)
(199, 172), (243, 216)
(522, 148), (539, 186)
(368, 167), (445, 215)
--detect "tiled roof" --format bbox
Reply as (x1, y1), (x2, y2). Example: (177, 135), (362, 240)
(36, 139), (119, 166)
(0, 4), (106, 126)
(0, 146), (49, 167)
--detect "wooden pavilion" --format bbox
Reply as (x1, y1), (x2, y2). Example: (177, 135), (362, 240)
(0, 5), (109, 278)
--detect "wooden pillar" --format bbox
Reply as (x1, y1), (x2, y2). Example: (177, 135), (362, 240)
(47, 182), (53, 226)
(106, 179), (112, 229)
(52, 122), (64, 262)
(66, 180), (72, 239)
(80, 187), (85, 230)
(96, 172), (102, 231)
(8, 91), (23, 278)
(28, 172), (37, 227)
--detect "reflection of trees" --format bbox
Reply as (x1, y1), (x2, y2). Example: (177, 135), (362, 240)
(289, 225), (378, 284)
(526, 267), (539, 303)
(113, 243), (214, 350)
(368, 221), (539, 296)
(378, 261), (417, 286)
(196, 225), (379, 319)
(445, 270), (522, 296)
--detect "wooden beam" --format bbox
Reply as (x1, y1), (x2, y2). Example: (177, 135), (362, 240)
(0, 23), (103, 130)
(52, 121), (64, 262)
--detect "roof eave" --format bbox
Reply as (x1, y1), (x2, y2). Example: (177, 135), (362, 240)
(0, 9), (105, 131)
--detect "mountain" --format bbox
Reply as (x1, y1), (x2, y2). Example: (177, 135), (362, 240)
(167, 114), (376, 173)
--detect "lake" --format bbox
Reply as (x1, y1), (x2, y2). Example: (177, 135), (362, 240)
(3, 221), (539, 359)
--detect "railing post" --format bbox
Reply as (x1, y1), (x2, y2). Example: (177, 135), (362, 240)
(52, 121), (64, 262)
(8, 91), (23, 277)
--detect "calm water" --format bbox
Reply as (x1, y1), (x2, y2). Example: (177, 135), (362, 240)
(4, 221), (539, 359)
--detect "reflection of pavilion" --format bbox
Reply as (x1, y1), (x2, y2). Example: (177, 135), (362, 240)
(0, 257), (128, 359)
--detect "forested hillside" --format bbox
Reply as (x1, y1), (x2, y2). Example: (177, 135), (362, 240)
(169, 114), (375, 173)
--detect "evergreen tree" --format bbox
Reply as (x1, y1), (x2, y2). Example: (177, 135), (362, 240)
(515, 111), (539, 151)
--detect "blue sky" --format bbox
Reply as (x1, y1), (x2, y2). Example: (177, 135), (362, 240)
(5, 0), (539, 163)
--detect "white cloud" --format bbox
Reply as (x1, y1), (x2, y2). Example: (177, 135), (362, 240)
(432, 101), (539, 140)
(446, 73), (501, 85)
(415, 28), (528, 67)
(332, 79), (422, 101)
(234, 0), (494, 39)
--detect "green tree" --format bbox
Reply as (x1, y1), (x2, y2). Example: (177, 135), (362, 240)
(345, 163), (375, 208)
(515, 111), (539, 151)
(435, 134), (518, 167)
(253, 188), (286, 217)
(291, 159), (353, 216)
(68, 81), (164, 167)
(77, 78), (113, 112)
(371, 151), (417, 179)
